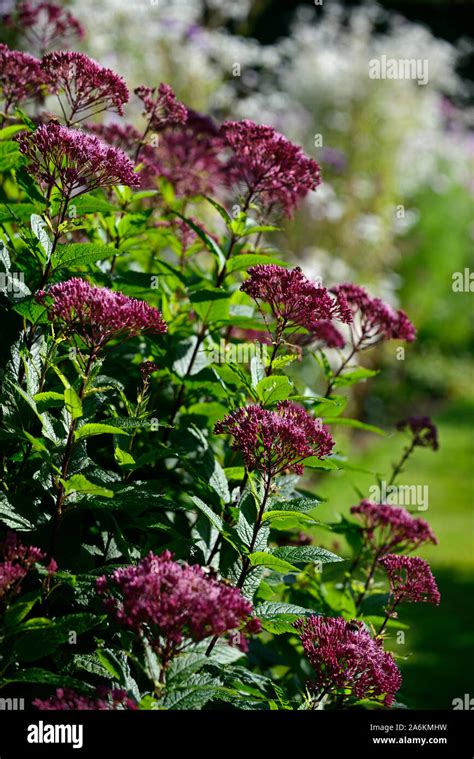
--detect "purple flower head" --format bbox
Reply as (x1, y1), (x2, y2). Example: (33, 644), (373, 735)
(241, 266), (352, 336)
(33, 687), (138, 711)
(379, 554), (440, 606)
(350, 500), (438, 555)
(147, 109), (230, 196)
(87, 122), (160, 189)
(135, 83), (187, 132)
(2, 1), (84, 52)
(17, 122), (139, 197)
(38, 278), (167, 354)
(291, 320), (346, 351)
(331, 283), (416, 346)
(214, 401), (334, 477)
(139, 360), (159, 379)
(0, 531), (48, 607)
(41, 52), (129, 122)
(0, 44), (45, 114)
(396, 416), (439, 451)
(97, 550), (260, 663)
(294, 616), (402, 707)
(221, 119), (321, 217)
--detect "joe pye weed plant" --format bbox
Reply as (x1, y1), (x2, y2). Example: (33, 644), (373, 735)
(0, 1), (441, 712)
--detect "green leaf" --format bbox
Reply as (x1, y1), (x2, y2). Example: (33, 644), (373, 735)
(302, 456), (339, 470)
(30, 214), (52, 261)
(333, 367), (379, 387)
(3, 668), (94, 691)
(34, 391), (64, 411)
(254, 601), (313, 618)
(13, 297), (47, 325)
(0, 494), (34, 531)
(74, 423), (129, 441)
(70, 194), (118, 215)
(13, 613), (103, 662)
(0, 141), (25, 171)
(190, 495), (223, 532)
(256, 375), (294, 405)
(0, 124), (27, 140)
(63, 474), (114, 499)
(248, 551), (299, 573)
(52, 242), (115, 270)
(226, 253), (287, 273)
(204, 196), (232, 226)
(64, 386), (83, 420)
(4, 590), (42, 629)
(172, 211), (226, 268)
(239, 224), (282, 238)
(0, 202), (36, 223)
(271, 545), (343, 565)
(269, 497), (321, 513)
(250, 354), (266, 388)
(189, 287), (230, 323)
(322, 417), (388, 436)
(173, 336), (210, 377)
(261, 510), (318, 525)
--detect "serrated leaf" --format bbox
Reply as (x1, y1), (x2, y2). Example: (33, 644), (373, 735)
(74, 423), (129, 441)
(52, 242), (115, 270)
(0, 494), (34, 530)
(269, 497), (321, 513)
(30, 214), (52, 260)
(322, 417), (388, 436)
(248, 551), (298, 573)
(64, 386), (83, 420)
(63, 474), (114, 498)
(271, 545), (343, 565)
(226, 253), (287, 273)
(256, 375), (293, 405)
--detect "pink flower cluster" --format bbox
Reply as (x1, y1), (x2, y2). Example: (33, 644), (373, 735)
(295, 616), (402, 707)
(17, 122), (139, 197)
(214, 401), (334, 477)
(135, 83), (188, 132)
(241, 266), (352, 335)
(97, 551), (260, 659)
(39, 278), (167, 353)
(351, 500), (438, 555)
(0, 44), (44, 115)
(150, 109), (229, 197)
(396, 416), (439, 451)
(33, 687), (138, 711)
(292, 321), (346, 351)
(0, 531), (53, 607)
(379, 554), (440, 606)
(2, 1), (84, 52)
(221, 119), (321, 216)
(331, 283), (416, 345)
(41, 52), (129, 122)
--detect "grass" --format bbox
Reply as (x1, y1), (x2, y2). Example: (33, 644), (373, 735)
(309, 399), (474, 708)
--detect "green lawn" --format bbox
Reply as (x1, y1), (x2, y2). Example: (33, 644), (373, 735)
(310, 400), (474, 708)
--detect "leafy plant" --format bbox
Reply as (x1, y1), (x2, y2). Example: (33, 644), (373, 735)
(0, 3), (441, 712)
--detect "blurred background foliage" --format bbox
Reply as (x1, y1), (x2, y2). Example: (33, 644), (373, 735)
(3, 0), (472, 708)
